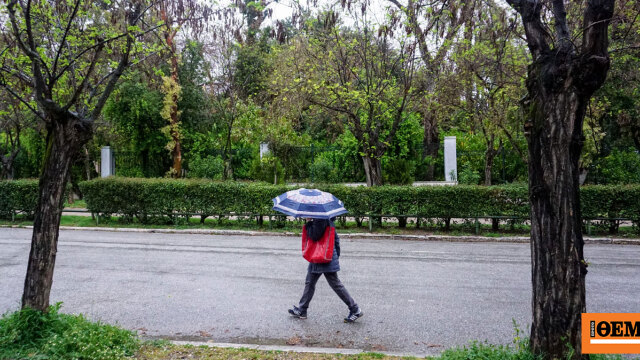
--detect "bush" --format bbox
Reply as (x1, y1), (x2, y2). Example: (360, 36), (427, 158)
(383, 158), (415, 185)
(250, 155), (285, 184)
(0, 179), (40, 219)
(4, 178), (639, 232)
(309, 156), (340, 183)
(457, 163), (481, 185)
(187, 155), (224, 179)
(0, 303), (139, 360)
(593, 149), (640, 184)
(75, 178), (640, 231)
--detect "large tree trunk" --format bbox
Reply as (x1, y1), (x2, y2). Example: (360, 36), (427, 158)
(362, 156), (382, 186)
(525, 61), (592, 359)
(422, 110), (439, 181)
(22, 119), (89, 311)
(506, 0), (615, 357)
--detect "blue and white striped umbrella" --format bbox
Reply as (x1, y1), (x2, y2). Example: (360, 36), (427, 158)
(272, 188), (348, 219)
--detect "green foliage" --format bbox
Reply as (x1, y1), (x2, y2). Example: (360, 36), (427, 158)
(0, 303), (138, 360)
(309, 156), (340, 183)
(457, 163), (482, 185)
(79, 178), (289, 223)
(9, 128), (45, 179)
(0, 179), (39, 219)
(103, 74), (168, 177)
(187, 155), (224, 180)
(309, 131), (365, 183)
(440, 341), (540, 360)
(593, 149), (640, 184)
(73, 178), (640, 231)
(250, 155), (285, 184)
(383, 159), (415, 185)
(234, 43), (271, 100)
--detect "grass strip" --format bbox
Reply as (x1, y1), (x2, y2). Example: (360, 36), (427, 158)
(2, 214), (639, 239)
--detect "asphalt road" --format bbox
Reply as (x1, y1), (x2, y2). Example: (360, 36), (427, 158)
(1, 228), (638, 356)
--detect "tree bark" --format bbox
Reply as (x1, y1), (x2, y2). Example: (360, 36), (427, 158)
(160, 5), (182, 178)
(22, 118), (90, 311)
(0, 153), (18, 180)
(506, 0), (616, 357)
(526, 85), (588, 358)
(484, 149), (496, 186)
(362, 156), (382, 186)
(168, 41), (182, 177)
(422, 110), (439, 181)
(525, 55), (606, 357)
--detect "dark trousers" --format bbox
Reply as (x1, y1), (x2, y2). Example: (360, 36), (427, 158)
(298, 271), (358, 312)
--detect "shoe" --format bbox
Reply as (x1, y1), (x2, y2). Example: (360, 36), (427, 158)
(288, 306), (307, 319)
(344, 308), (363, 323)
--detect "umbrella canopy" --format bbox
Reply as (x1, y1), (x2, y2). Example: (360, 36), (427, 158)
(272, 188), (348, 219)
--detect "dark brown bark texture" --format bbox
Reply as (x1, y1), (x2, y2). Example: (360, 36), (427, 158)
(22, 117), (92, 311)
(362, 156), (383, 186)
(422, 110), (439, 181)
(507, 0), (615, 358)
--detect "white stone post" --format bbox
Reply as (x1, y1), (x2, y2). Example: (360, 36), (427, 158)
(444, 136), (457, 182)
(260, 142), (270, 160)
(101, 146), (115, 177)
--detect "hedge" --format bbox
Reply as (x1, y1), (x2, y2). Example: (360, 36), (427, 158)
(2, 178), (639, 231)
(0, 179), (40, 219)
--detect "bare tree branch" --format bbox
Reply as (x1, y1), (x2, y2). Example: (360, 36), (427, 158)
(51, 0), (82, 78)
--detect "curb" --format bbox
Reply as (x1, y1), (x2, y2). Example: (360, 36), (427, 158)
(2, 224), (639, 245)
(168, 340), (433, 358)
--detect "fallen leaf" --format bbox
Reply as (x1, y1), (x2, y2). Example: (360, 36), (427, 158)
(286, 336), (302, 345)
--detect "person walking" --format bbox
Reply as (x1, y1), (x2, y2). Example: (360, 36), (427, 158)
(288, 217), (363, 323)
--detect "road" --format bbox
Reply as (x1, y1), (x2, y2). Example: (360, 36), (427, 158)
(1, 228), (638, 356)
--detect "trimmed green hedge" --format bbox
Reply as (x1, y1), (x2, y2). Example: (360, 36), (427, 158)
(0, 179), (40, 219)
(3, 178), (639, 231)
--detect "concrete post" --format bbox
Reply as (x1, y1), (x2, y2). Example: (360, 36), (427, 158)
(260, 142), (270, 160)
(101, 146), (115, 177)
(444, 136), (457, 182)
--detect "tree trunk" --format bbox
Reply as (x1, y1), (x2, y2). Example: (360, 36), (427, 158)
(161, 18), (182, 178)
(169, 50), (182, 177)
(505, 0), (615, 357)
(83, 146), (92, 181)
(223, 125), (233, 180)
(362, 156), (382, 186)
(422, 110), (439, 181)
(484, 149), (495, 186)
(0, 150), (19, 180)
(22, 119), (89, 311)
(525, 61), (591, 359)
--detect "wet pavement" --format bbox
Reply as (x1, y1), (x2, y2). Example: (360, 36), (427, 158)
(1, 228), (638, 356)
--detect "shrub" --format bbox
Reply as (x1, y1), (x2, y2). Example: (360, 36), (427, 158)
(187, 155), (224, 179)
(0, 179), (40, 219)
(383, 158), (415, 185)
(249, 155), (285, 184)
(309, 156), (339, 183)
(457, 163), (481, 185)
(594, 149), (640, 184)
(0, 303), (139, 360)
(4, 178), (639, 232)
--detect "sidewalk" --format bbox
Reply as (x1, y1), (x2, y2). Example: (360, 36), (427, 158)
(168, 340), (432, 358)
